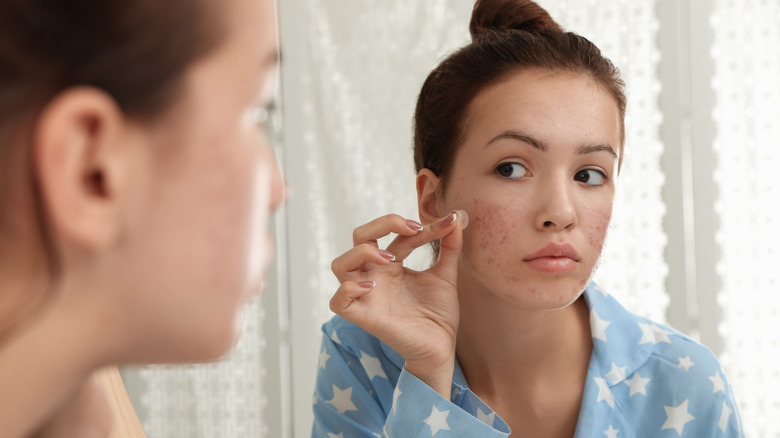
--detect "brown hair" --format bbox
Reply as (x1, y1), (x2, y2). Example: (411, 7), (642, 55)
(0, 0), (223, 279)
(413, 0), (626, 193)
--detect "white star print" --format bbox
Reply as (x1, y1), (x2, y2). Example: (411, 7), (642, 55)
(391, 387), (402, 414)
(637, 322), (656, 344)
(653, 324), (673, 343)
(677, 356), (694, 371)
(624, 372), (650, 396)
(326, 385), (358, 414)
(661, 399), (695, 436)
(476, 407), (496, 427)
(327, 433), (344, 438)
(423, 406), (451, 436)
(594, 377), (615, 408)
(591, 309), (612, 342)
(319, 347), (330, 369)
(710, 372), (725, 393)
(604, 425), (619, 438)
(605, 362), (627, 384)
(638, 322), (673, 345)
(331, 331), (341, 344)
(719, 401), (733, 432)
(359, 350), (388, 381)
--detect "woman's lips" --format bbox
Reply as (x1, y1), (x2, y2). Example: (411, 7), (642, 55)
(525, 256), (578, 273)
(523, 242), (580, 273)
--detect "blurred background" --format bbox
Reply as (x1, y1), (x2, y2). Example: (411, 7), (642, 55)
(121, 0), (780, 436)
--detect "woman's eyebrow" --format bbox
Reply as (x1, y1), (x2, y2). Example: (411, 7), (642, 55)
(577, 143), (618, 158)
(486, 130), (618, 159)
(485, 130), (548, 151)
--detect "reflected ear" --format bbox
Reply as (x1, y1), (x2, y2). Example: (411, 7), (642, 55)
(33, 87), (135, 252)
(416, 168), (442, 224)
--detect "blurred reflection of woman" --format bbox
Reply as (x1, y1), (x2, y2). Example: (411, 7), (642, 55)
(0, 0), (284, 436)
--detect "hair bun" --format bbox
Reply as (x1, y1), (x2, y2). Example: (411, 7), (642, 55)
(469, 0), (563, 41)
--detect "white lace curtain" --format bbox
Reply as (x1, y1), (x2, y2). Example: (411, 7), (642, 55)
(122, 1), (778, 436)
(712, 0), (780, 435)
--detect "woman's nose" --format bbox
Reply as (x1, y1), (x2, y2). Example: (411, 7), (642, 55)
(534, 178), (577, 231)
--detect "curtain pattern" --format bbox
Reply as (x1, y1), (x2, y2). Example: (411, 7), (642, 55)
(712, 1), (780, 436)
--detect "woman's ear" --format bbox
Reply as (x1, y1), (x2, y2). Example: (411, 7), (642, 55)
(33, 87), (136, 252)
(416, 168), (442, 224)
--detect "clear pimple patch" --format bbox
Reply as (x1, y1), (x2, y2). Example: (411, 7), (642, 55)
(455, 210), (469, 230)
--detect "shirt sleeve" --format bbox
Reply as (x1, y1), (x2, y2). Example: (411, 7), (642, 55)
(311, 328), (510, 437)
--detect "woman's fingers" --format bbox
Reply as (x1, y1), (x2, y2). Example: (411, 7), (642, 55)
(352, 214), (423, 246)
(331, 243), (396, 282)
(329, 280), (376, 323)
(385, 210), (468, 262)
(431, 211), (466, 282)
(332, 210), (467, 285)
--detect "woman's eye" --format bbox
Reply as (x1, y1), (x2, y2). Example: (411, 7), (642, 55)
(574, 169), (607, 186)
(495, 162), (528, 179)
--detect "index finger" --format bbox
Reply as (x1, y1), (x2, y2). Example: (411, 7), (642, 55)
(352, 214), (424, 247)
(385, 210), (468, 262)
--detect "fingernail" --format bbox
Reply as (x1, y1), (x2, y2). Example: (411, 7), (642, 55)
(455, 210), (469, 230)
(405, 219), (423, 231)
(439, 212), (457, 227)
(378, 249), (396, 261)
(358, 280), (376, 289)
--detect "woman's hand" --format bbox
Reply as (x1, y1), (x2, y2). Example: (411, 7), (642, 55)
(329, 211), (467, 397)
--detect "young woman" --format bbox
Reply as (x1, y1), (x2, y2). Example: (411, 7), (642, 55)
(313, 0), (744, 436)
(0, 0), (283, 436)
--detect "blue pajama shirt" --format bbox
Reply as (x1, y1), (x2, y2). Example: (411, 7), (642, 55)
(311, 283), (745, 437)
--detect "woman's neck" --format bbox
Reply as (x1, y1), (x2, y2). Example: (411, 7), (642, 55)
(455, 278), (593, 400)
(0, 252), (49, 343)
(0, 281), (106, 438)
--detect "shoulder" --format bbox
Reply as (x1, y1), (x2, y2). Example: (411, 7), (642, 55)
(630, 322), (742, 436)
(584, 285), (743, 436)
(586, 283), (728, 386)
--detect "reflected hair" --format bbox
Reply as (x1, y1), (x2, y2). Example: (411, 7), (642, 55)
(0, 0), (224, 281)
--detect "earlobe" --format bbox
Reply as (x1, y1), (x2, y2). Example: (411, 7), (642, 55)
(33, 87), (129, 252)
(416, 168), (442, 224)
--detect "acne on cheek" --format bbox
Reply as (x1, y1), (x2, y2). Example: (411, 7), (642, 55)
(581, 205), (612, 250)
(466, 199), (527, 267)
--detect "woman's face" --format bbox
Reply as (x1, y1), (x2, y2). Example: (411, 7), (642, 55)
(114, 0), (283, 361)
(440, 70), (621, 310)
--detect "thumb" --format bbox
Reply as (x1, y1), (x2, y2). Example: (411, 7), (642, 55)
(431, 210), (468, 282)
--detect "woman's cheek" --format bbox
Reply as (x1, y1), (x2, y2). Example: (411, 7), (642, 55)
(464, 198), (528, 268)
(580, 203), (612, 251)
